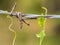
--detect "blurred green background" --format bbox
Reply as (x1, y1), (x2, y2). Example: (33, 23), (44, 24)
(0, 0), (60, 45)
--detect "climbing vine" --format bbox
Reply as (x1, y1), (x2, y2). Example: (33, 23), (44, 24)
(36, 7), (47, 45)
(7, 15), (16, 45)
(6, 6), (47, 45)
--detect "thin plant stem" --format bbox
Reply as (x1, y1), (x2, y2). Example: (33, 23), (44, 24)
(7, 15), (16, 45)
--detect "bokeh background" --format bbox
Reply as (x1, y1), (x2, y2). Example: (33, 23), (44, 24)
(0, 0), (60, 45)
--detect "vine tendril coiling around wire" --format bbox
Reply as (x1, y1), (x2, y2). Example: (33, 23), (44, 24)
(7, 15), (16, 45)
(36, 7), (47, 45)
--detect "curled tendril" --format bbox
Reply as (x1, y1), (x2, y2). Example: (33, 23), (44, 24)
(7, 15), (16, 45)
(36, 7), (47, 45)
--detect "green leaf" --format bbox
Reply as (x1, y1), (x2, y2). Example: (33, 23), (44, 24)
(37, 13), (45, 29)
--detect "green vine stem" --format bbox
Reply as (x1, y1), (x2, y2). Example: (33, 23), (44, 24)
(36, 7), (47, 45)
(7, 15), (16, 45)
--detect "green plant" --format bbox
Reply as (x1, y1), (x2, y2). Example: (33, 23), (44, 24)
(6, 6), (47, 45)
(7, 15), (16, 45)
(36, 7), (47, 45)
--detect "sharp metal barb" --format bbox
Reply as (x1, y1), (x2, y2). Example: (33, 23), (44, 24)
(10, 2), (16, 14)
(0, 2), (60, 29)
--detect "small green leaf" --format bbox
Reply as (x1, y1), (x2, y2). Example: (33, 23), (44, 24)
(37, 13), (45, 29)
